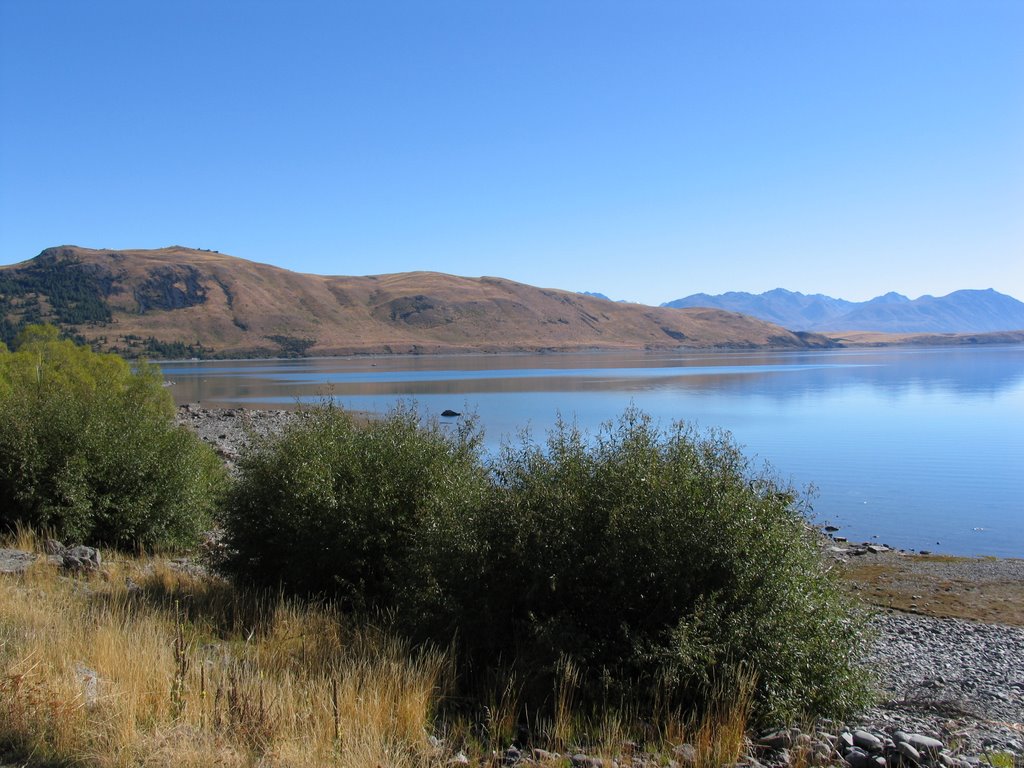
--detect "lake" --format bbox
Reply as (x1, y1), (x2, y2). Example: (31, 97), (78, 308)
(160, 345), (1024, 558)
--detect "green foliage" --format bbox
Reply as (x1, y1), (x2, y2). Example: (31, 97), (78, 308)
(458, 410), (871, 723)
(265, 334), (316, 357)
(142, 337), (210, 359)
(223, 404), (488, 614)
(0, 255), (113, 347)
(222, 404), (871, 725)
(14, 323), (60, 347)
(0, 325), (227, 549)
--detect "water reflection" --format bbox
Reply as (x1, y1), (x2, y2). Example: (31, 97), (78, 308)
(161, 346), (1024, 404)
(161, 346), (1024, 557)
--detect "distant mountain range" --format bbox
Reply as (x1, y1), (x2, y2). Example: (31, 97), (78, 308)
(662, 288), (1024, 333)
(0, 246), (835, 357)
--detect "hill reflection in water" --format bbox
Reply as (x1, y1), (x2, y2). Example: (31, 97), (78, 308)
(161, 346), (1024, 557)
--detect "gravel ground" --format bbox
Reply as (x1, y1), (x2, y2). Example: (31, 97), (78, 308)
(854, 611), (1024, 754)
(174, 403), (297, 470)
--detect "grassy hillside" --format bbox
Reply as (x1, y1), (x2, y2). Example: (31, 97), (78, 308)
(0, 246), (834, 357)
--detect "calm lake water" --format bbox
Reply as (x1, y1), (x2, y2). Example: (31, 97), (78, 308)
(161, 346), (1024, 558)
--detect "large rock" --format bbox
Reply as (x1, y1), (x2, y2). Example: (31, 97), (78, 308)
(0, 548), (36, 574)
(61, 545), (102, 572)
(44, 538), (65, 555)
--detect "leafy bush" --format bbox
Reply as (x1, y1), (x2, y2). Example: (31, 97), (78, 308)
(222, 403), (488, 618)
(460, 410), (871, 722)
(223, 404), (871, 724)
(0, 325), (226, 549)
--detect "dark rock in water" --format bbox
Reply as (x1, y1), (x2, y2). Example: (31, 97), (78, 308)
(440, 409), (461, 417)
(825, 525), (841, 532)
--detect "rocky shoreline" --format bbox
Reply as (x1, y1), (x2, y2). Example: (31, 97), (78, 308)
(174, 403), (299, 469)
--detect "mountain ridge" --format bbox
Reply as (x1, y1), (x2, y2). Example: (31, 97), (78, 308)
(0, 246), (835, 357)
(662, 287), (1024, 333)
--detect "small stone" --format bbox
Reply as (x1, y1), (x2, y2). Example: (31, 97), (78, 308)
(904, 735), (943, 755)
(896, 743), (921, 763)
(674, 744), (698, 764)
(811, 743), (833, 765)
(75, 663), (100, 706)
(759, 730), (793, 749)
(853, 731), (883, 752)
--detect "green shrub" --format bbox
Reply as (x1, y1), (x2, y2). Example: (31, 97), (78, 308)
(460, 409), (872, 723)
(223, 404), (871, 725)
(222, 403), (489, 619)
(0, 325), (226, 549)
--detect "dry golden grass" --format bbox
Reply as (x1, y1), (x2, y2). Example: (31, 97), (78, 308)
(0, 529), (759, 767)
(0, 547), (448, 766)
(658, 670), (757, 768)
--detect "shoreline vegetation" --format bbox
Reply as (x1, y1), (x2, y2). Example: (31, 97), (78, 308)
(151, 329), (1024, 362)
(1, 328), (1021, 766)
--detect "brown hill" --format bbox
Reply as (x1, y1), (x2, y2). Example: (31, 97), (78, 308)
(0, 246), (835, 357)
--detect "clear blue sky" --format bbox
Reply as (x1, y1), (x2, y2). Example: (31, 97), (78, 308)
(2, 0), (1022, 304)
